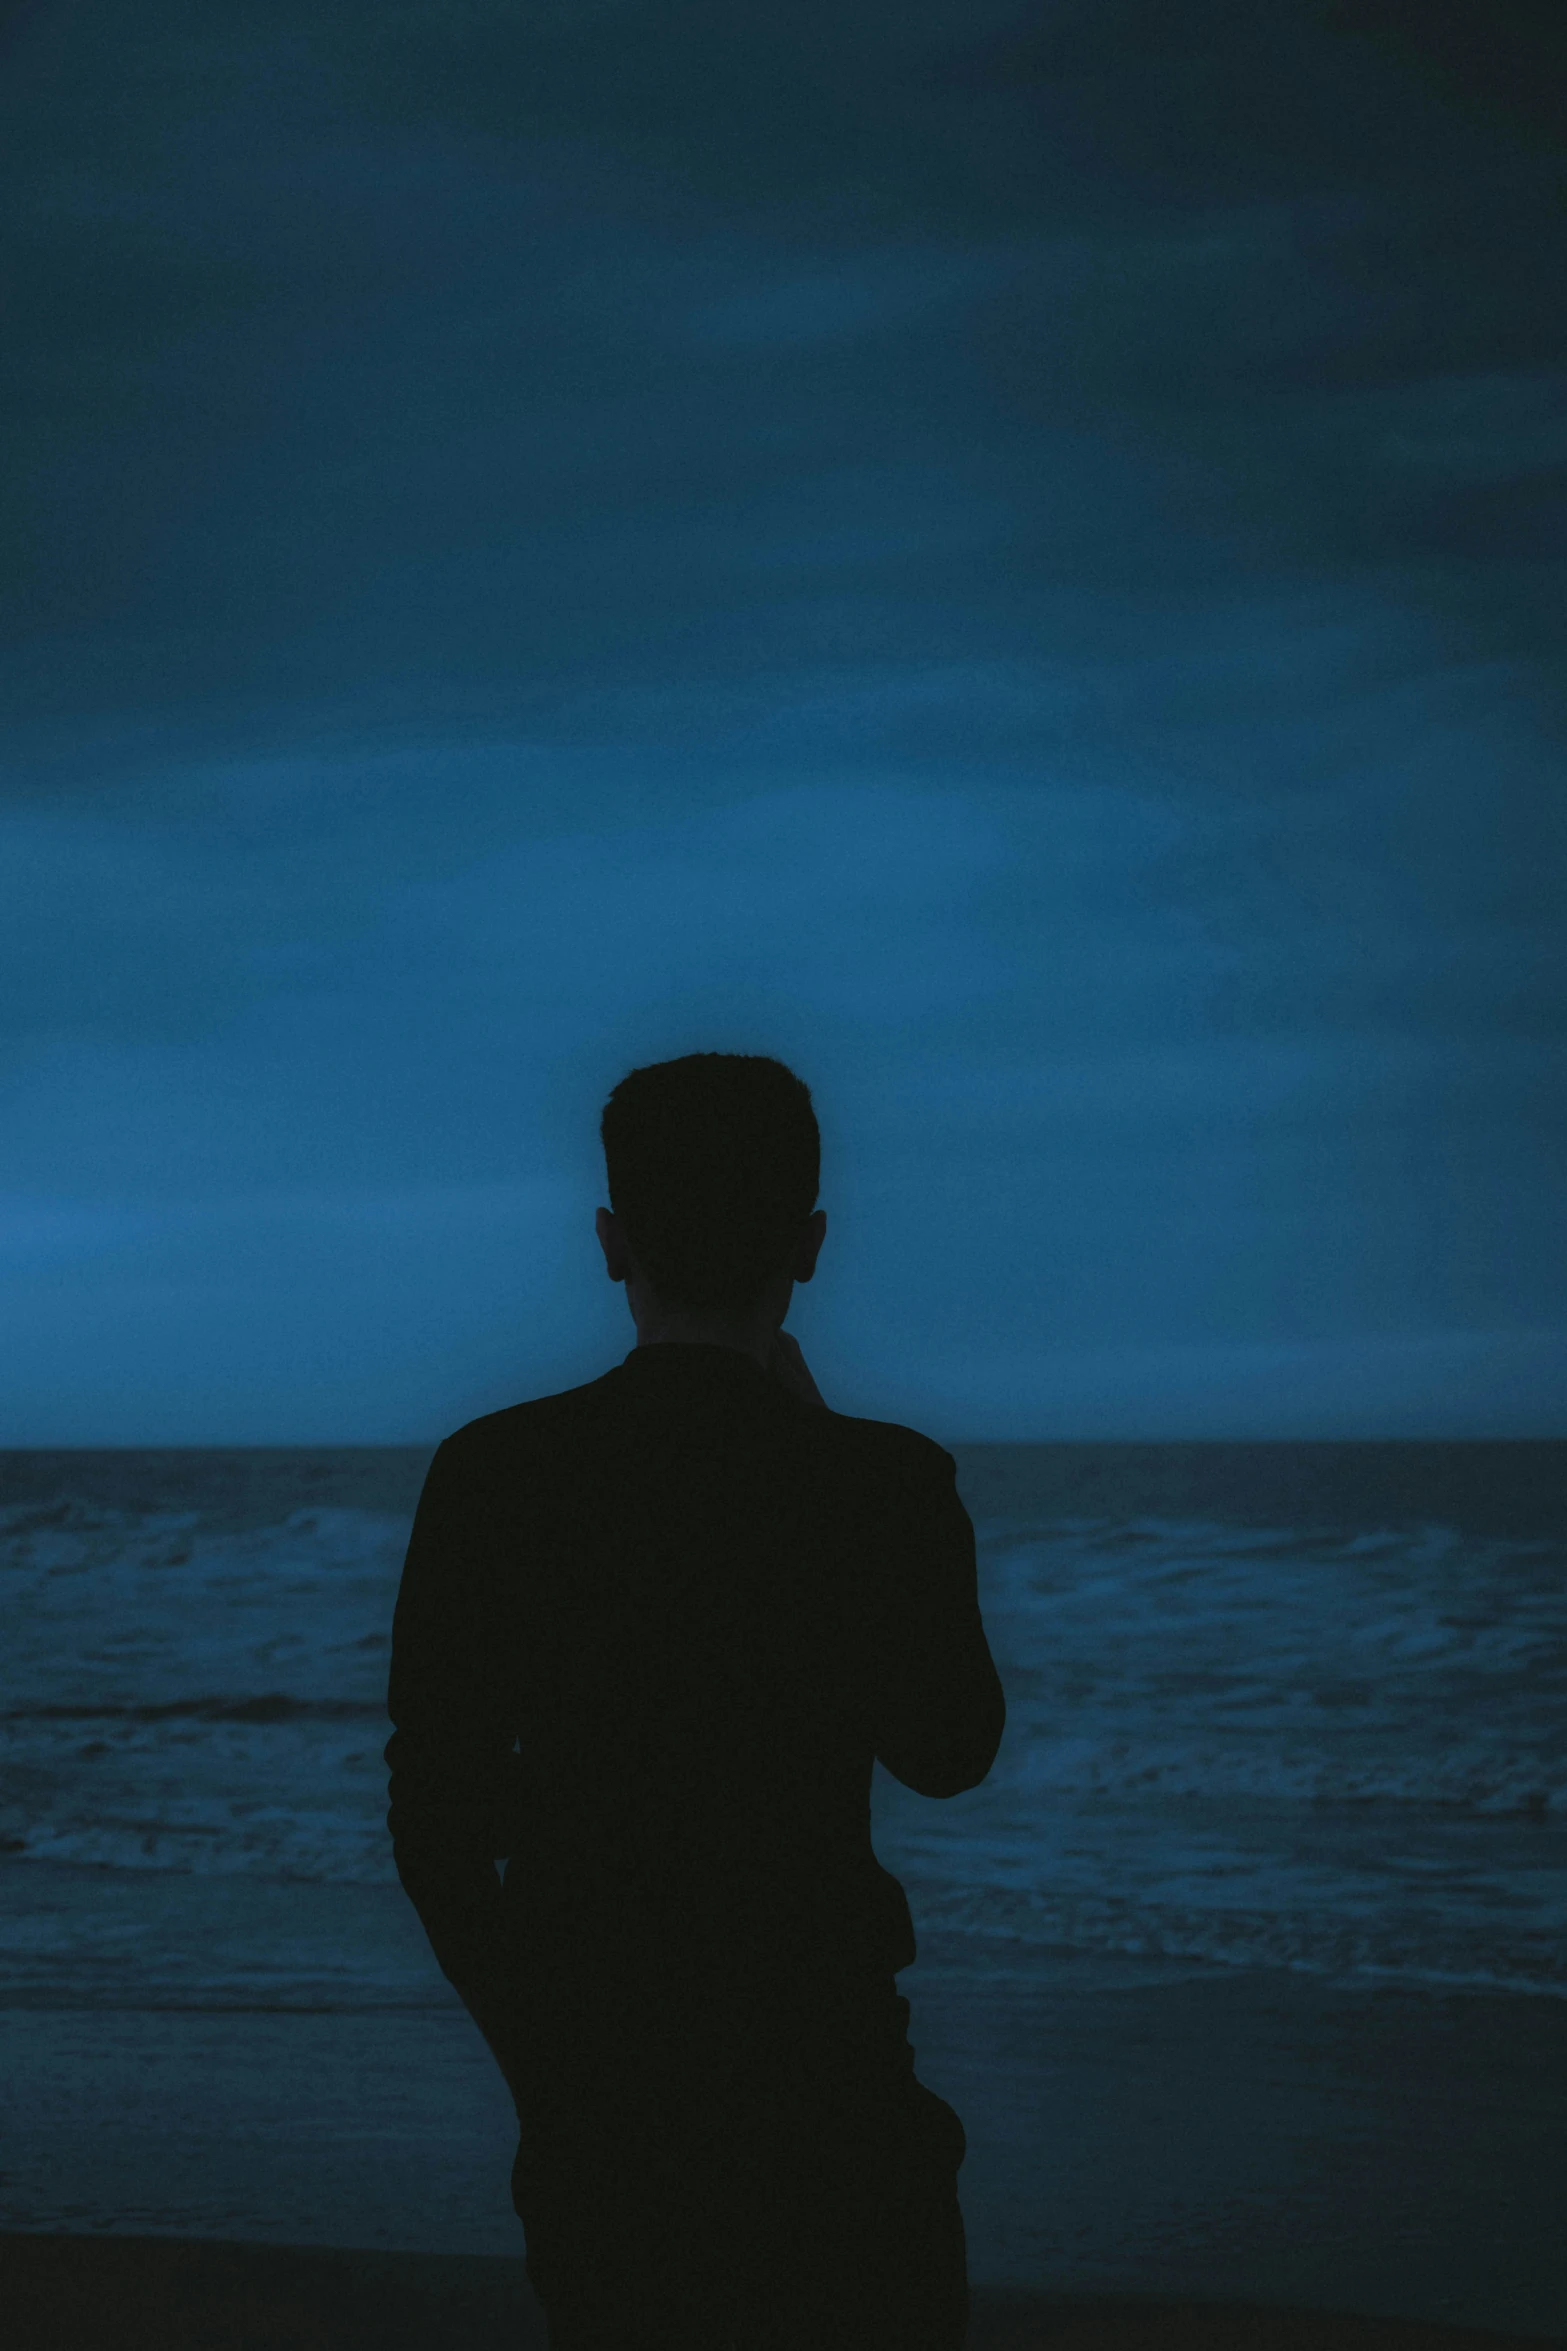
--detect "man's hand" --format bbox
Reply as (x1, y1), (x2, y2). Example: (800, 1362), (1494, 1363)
(768, 1328), (827, 1409)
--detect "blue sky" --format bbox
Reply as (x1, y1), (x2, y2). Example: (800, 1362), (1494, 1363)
(3, 0), (1564, 1442)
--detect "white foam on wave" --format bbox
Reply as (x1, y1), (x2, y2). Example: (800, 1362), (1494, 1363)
(5, 1485), (1566, 1999)
(970, 1513), (1567, 1815)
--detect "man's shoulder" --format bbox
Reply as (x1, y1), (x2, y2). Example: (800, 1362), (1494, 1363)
(434, 1372), (618, 1458)
(814, 1405), (955, 1481)
(432, 1374), (954, 1486)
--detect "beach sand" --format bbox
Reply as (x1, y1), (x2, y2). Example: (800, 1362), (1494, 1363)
(3, 1930), (1563, 2345)
(0, 2230), (1550, 2350)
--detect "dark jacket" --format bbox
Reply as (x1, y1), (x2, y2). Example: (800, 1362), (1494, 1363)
(384, 1340), (1005, 2095)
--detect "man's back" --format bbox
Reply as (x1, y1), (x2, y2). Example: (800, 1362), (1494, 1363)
(385, 1338), (1005, 2083)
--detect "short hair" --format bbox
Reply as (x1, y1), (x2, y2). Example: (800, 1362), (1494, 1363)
(600, 1052), (820, 1314)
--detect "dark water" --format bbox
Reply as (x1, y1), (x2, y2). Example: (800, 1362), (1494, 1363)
(1, 1442), (1564, 2007)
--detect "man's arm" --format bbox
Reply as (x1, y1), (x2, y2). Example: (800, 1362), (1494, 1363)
(769, 1335), (1005, 1795)
(869, 1440), (1007, 1799)
(385, 1434), (522, 2072)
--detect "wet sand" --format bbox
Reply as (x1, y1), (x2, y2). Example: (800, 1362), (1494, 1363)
(1, 2229), (1551, 2349)
(3, 1940), (1563, 2343)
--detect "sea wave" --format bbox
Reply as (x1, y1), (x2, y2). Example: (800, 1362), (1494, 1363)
(4, 1473), (1565, 2002)
(3, 1696), (386, 1723)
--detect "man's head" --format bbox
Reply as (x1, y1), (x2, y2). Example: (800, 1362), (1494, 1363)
(596, 1052), (824, 1328)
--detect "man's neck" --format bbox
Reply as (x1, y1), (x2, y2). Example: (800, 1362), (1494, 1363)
(624, 1259), (794, 1371)
(631, 1317), (774, 1371)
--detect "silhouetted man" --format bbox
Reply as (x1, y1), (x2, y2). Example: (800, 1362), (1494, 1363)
(385, 1052), (1006, 2349)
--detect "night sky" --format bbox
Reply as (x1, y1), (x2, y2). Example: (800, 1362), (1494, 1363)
(4, 1), (1564, 1444)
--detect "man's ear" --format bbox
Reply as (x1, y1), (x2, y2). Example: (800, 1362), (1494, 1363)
(792, 1208), (827, 1283)
(595, 1206), (630, 1283)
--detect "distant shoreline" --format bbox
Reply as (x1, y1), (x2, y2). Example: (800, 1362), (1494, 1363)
(4, 1436), (1563, 1538)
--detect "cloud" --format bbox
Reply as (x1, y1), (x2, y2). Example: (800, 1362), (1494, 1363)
(2, 0), (1562, 1435)
(3, 0), (1563, 784)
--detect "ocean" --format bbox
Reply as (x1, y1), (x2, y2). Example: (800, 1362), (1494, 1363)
(2, 1438), (1563, 2014)
(3, 1434), (1567, 2335)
